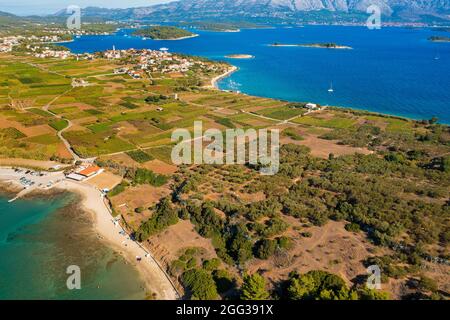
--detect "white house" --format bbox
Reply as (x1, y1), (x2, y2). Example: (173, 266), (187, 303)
(305, 103), (320, 111)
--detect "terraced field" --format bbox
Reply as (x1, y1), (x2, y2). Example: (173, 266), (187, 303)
(1, 53), (329, 162)
(0, 52), (428, 165)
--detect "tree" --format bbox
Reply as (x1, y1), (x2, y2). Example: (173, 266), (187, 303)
(203, 258), (221, 271)
(182, 269), (218, 300)
(227, 224), (253, 265)
(418, 275), (438, 293)
(135, 198), (179, 241)
(255, 239), (277, 259)
(357, 287), (390, 300)
(213, 269), (235, 294)
(241, 273), (270, 300)
(287, 270), (356, 300)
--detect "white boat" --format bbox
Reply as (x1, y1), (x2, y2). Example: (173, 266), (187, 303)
(328, 82), (334, 93)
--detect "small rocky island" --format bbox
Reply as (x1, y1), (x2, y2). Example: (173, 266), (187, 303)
(133, 26), (198, 40)
(270, 42), (353, 49)
(225, 54), (254, 59)
(428, 36), (450, 42)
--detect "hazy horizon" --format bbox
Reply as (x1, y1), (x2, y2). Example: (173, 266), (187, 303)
(0, 0), (173, 16)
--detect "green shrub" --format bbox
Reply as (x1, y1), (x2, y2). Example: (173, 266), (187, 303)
(182, 268), (218, 300)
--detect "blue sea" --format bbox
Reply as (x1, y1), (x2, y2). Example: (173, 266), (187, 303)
(0, 192), (146, 300)
(63, 26), (450, 123)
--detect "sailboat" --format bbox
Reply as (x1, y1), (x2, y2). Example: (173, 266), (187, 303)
(434, 52), (440, 60)
(328, 82), (334, 93)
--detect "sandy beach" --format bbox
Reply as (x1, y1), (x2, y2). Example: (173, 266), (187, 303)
(0, 167), (179, 300)
(207, 65), (238, 89)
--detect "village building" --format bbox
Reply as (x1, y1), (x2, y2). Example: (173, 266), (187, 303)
(305, 103), (321, 111)
(77, 165), (103, 178)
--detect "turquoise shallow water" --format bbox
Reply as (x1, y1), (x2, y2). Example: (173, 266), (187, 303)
(0, 191), (145, 300)
(63, 25), (450, 124)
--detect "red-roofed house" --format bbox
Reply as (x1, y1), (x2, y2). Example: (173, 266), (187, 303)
(78, 166), (103, 178)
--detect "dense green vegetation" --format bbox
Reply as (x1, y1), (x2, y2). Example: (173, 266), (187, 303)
(135, 198), (179, 241)
(133, 26), (195, 40)
(286, 270), (358, 300)
(49, 119), (69, 131)
(182, 268), (219, 300)
(125, 168), (168, 186)
(169, 247), (235, 299)
(108, 180), (130, 197)
(126, 150), (154, 163)
(285, 270), (389, 300)
(241, 273), (270, 300)
(164, 115), (449, 299)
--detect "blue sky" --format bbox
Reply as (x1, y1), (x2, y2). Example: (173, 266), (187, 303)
(0, 0), (172, 15)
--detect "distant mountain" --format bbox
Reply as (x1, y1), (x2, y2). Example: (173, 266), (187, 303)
(53, 0), (450, 24)
(0, 11), (18, 18)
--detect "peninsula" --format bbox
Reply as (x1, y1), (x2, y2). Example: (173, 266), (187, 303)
(133, 26), (198, 40)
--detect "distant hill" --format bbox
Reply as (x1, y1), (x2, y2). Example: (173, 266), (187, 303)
(0, 11), (26, 27)
(48, 0), (450, 24)
(0, 11), (17, 17)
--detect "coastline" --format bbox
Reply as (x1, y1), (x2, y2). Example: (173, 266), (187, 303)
(0, 168), (179, 300)
(52, 27), (449, 123)
(208, 65), (238, 89)
(60, 180), (180, 300)
(151, 34), (199, 41)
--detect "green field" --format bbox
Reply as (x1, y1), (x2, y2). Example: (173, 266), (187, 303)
(256, 105), (306, 120)
(49, 119), (69, 131)
(293, 114), (356, 129)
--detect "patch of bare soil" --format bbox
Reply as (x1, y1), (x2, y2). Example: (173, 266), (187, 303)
(213, 108), (239, 116)
(99, 152), (139, 167)
(0, 118), (53, 137)
(146, 220), (218, 270)
(282, 134), (372, 159)
(85, 171), (122, 190)
(114, 121), (139, 136)
(247, 220), (384, 289)
(0, 158), (65, 170)
(110, 184), (171, 229)
(56, 143), (72, 159)
(71, 116), (98, 126)
(142, 159), (178, 175)
(21, 124), (55, 136)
